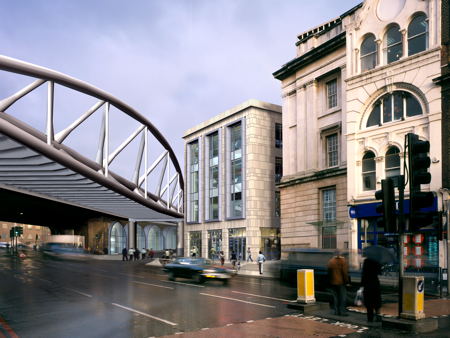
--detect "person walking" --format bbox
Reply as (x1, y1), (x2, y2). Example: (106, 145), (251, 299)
(134, 248), (140, 260)
(230, 250), (237, 269)
(122, 247), (128, 261)
(219, 251), (225, 266)
(361, 257), (382, 322)
(141, 248), (147, 260)
(246, 247), (253, 262)
(257, 251), (266, 274)
(327, 250), (350, 316)
(128, 247), (135, 261)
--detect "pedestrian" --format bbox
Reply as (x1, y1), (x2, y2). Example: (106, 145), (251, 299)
(230, 250), (237, 269)
(128, 247), (135, 261)
(210, 247), (216, 263)
(361, 257), (382, 322)
(165, 248), (170, 259)
(122, 247), (128, 261)
(246, 247), (253, 262)
(134, 248), (140, 260)
(327, 250), (350, 316)
(219, 251), (225, 266)
(149, 248), (154, 259)
(141, 248), (147, 260)
(191, 246), (197, 257)
(257, 251), (266, 275)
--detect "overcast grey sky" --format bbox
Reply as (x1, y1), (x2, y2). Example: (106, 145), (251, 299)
(1, 0), (360, 178)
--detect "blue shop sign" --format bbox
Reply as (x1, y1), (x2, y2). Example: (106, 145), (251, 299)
(348, 197), (438, 219)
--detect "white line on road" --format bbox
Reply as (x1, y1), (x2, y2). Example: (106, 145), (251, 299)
(163, 280), (205, 288)
(231, 291), (294, 302)
(200, 293), (276, 308)
(66, 288), (93, 298)
(111, 303), (177, 326)
(133, 281), (173, 289)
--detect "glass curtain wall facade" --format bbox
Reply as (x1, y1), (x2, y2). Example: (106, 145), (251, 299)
(229, 123), (243, 218)
(208, 132), (219, 220)
(137, 225), (145, 251)
(110, 222), (126, 254)
(189, 141), (199, 222)
(148, 226), (162, 251)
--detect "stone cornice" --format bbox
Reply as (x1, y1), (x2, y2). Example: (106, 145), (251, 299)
(277, 167), (347, 188)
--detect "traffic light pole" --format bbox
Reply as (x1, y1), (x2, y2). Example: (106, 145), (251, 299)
(397, 175), (405, 317)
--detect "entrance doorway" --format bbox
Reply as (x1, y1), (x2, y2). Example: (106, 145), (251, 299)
(229, 228), (246, 261)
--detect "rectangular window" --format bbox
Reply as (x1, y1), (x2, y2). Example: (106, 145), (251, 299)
(229, 123), (242, 218)
(189, 141), (199, 222)
(322, 188), (336, 249)
(326, 133), (338, 167)
(326, 79), (338, 109)
(208, 132), (219, 220)
(275, 123), (282, 148)
(275, 157), (283, 183)
(323, 188), (336, 222)
(275, 191), (281, 217)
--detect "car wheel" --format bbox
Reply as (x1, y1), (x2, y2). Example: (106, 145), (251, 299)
(168, 271), (175, 281)
(194, 274), (204, 284)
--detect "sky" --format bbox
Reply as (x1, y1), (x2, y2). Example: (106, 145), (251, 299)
(0, 0), (361, 182)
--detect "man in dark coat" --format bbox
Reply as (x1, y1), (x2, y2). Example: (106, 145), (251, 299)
(327, 250), (350, 316)
(361, 258), (382, 322)
(122, 247), (128, 261)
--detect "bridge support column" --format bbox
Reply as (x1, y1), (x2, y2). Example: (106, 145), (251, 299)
(128, 219), (136, 250)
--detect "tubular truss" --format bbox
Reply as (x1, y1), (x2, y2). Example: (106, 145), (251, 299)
(0, 55), (183, 219)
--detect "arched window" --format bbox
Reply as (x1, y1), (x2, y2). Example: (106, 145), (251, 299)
(137, 225), (146, 251)
(384, 25), (403, 63)
(366, 91), (422, 128)
(148, 226), (161, 251)
(362, 151), (376, 191)
(361, 34), (377, 71)
(110, 222), (125, 254)
(408, 14), (428, 56)
(385, 147), (400, 178)
(163, 228), (177, 250)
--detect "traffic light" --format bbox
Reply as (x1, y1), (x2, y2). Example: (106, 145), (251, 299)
(375, 177), (397, 233)
(10, 228), (15, 238)
(407, 133), (434, 231)
(17, 226), (23, 235)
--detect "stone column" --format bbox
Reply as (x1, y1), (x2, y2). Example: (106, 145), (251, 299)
(128, 219), (136, 249)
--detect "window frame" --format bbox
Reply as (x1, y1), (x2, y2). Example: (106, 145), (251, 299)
(275, 123), (282, 148)
(384, 25), (403, 64)
(385, 146), (401, 178)
(326, 78), (338, 109)
(206, 131), (220, 221)
(321, 187), (337, 249)
(408, 14), (428, 56)
(187, 139), (200, 223)
(360, 34), (378, 72)
(362, 151), (376, 191)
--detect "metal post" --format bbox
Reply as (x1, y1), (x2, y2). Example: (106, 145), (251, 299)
(398, 175), (405, 317)
(103, 103), (110, 177)
(47, 81), (54, 145)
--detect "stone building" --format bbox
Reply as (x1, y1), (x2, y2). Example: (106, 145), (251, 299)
(273, 7), (360, 255)
(344, 0), (442, 281)
(183, 99), (282, 261)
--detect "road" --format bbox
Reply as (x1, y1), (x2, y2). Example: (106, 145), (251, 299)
(0, 250), (302, 337)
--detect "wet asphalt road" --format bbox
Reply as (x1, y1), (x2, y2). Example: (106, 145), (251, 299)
(0, 251), (297, 338)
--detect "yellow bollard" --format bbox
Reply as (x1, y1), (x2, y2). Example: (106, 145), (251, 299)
(297, 269), (315, 304)
(401, 276), (425, 320)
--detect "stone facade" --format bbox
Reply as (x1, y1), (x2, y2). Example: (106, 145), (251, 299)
(183, 99), (282, 260)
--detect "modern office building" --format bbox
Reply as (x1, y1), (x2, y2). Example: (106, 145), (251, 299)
(183, 99), (282, 261)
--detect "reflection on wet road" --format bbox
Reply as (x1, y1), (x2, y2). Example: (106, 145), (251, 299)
(0, 251), (297, 337)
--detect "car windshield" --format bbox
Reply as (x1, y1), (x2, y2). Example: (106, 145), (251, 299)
(174, 258), (212, 265)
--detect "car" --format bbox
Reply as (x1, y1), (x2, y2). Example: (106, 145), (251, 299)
(40, 242), (88, 260)
(163, 257), (232, 284)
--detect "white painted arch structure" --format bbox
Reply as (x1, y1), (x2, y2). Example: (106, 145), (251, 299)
(0, 55), (183, 250)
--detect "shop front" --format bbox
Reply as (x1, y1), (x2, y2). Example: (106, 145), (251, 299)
(350, 197), (441, 293)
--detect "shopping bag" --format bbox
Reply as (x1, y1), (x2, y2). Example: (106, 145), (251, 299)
(354, 287), (364, 306)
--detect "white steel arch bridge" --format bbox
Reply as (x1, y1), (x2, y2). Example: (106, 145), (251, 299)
(0, 55), (183, 234)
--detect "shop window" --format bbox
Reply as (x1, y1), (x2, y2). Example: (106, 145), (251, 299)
(362, 151), (376, 191)
(408, 14), (428, 56)
(361, 34), (377, 72)
(384, 25), (403, 64)
(189, 231), (202, 257)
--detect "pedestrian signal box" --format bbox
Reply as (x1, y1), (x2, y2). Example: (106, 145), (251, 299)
(401, 276), (425, 320)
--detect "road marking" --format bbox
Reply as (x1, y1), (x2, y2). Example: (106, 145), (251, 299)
(232, 279), (267, 286)
(163, 280), (205, 288)
(120, 273), (146, 279)
(231, 291), (293, 302)
(66, 288), (93, 298)
(111, 303), (177, 326)
(200, 293), (275, 308)
(133, 281), (173, 289)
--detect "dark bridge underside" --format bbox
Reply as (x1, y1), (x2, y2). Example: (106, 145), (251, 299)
(0, 188), (110, 231)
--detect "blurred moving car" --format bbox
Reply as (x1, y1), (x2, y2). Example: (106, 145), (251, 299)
(40, 242), (88, 260)
(163, 257), (232, 284)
